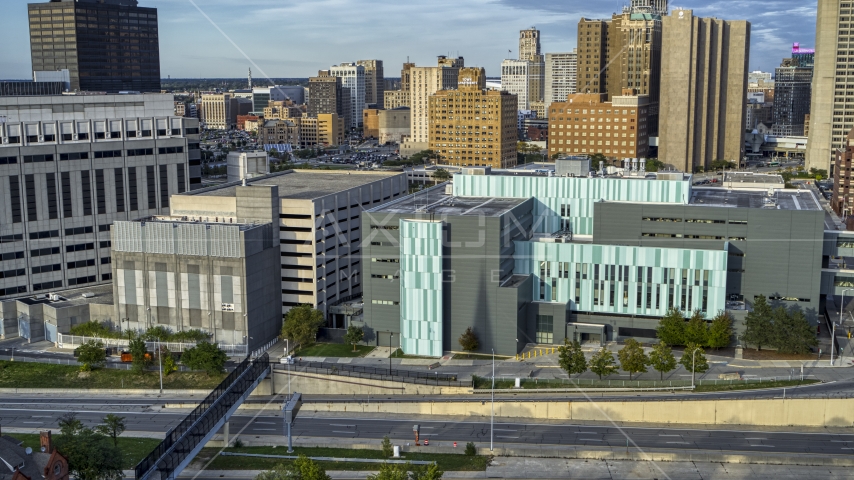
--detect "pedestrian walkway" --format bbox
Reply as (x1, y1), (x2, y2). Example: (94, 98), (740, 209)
(364, 346), (393, 359)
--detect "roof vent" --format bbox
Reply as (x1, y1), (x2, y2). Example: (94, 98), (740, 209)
(81, 292), (95, 298)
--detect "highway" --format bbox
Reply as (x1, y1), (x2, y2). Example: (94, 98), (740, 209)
(3, 397), (854, 456)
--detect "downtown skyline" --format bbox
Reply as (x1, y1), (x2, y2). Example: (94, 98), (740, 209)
(1, 0), (817, 81)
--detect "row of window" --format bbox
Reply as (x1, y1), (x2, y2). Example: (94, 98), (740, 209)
(641, 233), (745, 241)
(643, 217), (744, 225)
(372, 300), (399, 305)
(1, 146), (186, 163)
(32, 264), (61, 274)
(0, 268), (25, 279)
(2, 129), (197, 145)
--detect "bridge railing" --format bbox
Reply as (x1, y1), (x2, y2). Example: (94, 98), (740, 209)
(134, 353), (269, 480)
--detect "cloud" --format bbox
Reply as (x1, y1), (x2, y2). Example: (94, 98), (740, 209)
(0, 0), (819, 79)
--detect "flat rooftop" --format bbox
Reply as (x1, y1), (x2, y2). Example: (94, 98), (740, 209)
(16, 284), (113, 308)
(723, 172), (785, 185)
(370, 188), (527, 217)
(128, 216), (265, 231)
(689, 188), (822, 211)
(180, 170), (401, 200)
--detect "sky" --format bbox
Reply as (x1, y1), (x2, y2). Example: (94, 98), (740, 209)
(0, 0), (817, 81)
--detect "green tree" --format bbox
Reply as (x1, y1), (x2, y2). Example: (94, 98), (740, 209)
(557, 340), (587, 378)
(182, 342), (228, 375)
(656, 308), (686, 346)
(772, 307), (819, 354)
(617, 339), (649, 380)
(680, 343), (710, 385)
(344, 325), (365, 352)
(588, 347), (618, 380)
(367, 462), (408, 480)
(589, 152), (607, 169)
(281, 304), (324, 351)
(465, 442), (477, 456)
(55, 413), (123, 480)
(648, 342), (677, 380)
(163, 353), (179, 376)
(743, 295), (774, 350)
(76, 340), (106, 371)
(95, 414), (126, 447)
(381, 435), (394, 457)
(255, 456), (330, 480)
(69, 321), (118, 338)
(684, 310), (709, 346)
(707, 311), (734, 350)
(410, 463), (444, 480)
(458, 327), (479, 352)
(432, 168), (451, 183)
(128, 336), (150, 374)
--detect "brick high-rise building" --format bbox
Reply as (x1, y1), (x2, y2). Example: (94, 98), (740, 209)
(405, 56), (463, 150)
(28, 0), (161, 93)
(429, 67), (518, 169)
(832, 128), (854, 218)
(308, 72), (343, 119)
(806, 0), (853, 172)
(383, 63), (414, 110)
(576, 19), (609, 95)
(547, 91), (649, 159)
(658, 9), (750, 172)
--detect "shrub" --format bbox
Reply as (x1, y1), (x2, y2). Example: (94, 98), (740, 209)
(465, 442), (477, 456)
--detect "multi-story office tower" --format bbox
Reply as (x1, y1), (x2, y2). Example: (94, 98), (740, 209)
(357, 60), (384, 109)
(200, 93), (232, 131)
(330, 63), (366, 131)
(171, 170), (408, 320)
(519, 28), (545, 104)
(806, 0), (854, 172)
(28, 0), (161, 93)
(407, 56), (463, 148)
(773, 57), (812, 137)
(658, 9), (750, 172)
(307, 73), (343, 119)
(547, 91), (649, 159)
(545, 51), (577, 110)
(608, 9), (663, 135)
(0, 93), (199, 301)
(576, 19), (610, 95)
(630, 0), (668, 15)
(832, 129), (854, 217)
(383, 63), (414, 110)
(501, 59), (531, 111)
(749, 71), (773, 85)
(519, 27), (541, 59)
(428, 68), (518, 169)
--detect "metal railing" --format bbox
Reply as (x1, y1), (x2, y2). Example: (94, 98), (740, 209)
(57, 333), (248, 356)
(276, 359), (471, 387)
(134, 353), (269, 480)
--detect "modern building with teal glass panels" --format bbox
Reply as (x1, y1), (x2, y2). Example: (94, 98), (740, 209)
(453, 175), (690, 235)
(361, 171), (828, 356)
(399, 219), (444, 356)
(515, 242), (728, 318)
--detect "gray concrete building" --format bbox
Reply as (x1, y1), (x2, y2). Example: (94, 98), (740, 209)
(111, 206), (281, 349)
(658, 9), (750, 172)
(0, 94), (199, 302)
(169, 170), (408, 323)
(806, 0), (853, 172)
(0, 284), (114, 341)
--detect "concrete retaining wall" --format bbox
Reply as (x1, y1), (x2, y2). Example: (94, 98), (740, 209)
(300, 398), (854, 428)
(270, 370), (470, 395)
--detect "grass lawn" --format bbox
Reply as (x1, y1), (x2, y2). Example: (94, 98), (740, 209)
(0, 360), (226, 389)
(390, 349), (439, 360)
(742, 348), (818, 361)
(10, 433), (161, 469)
(196, 446), (490, 471)
(692, 379), (820, 392)
(294, 343), (374, 358)
(452, 353), (511, 361)
(472, 375), (820, 392)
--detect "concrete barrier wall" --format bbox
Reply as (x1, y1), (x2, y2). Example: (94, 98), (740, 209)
(301, 398), (854, 428)
(270, 370), (470, 396)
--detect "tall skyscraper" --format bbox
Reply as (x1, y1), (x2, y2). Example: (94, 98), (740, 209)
(576, 19), (609, 95)
(357, 60), (384, 109)
(658, 9), (750, 172)
(545, 51), (577, 109)
(773, 55), (813, 137)
(407, 56), (463, 148)
(518, 28), (545, 104)
(28, 0), (161, 93)
(330, 63), (366, 130)
(806, 0), (853, 172)
(308, 72), (343, 119)
(384, 63), (414, 110)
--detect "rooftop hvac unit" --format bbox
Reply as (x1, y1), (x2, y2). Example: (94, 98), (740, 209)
(48, 293), (60, 301)
(81, 292), (95, 298)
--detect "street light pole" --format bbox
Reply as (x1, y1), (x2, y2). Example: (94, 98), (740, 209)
(490, 348), (495, 452)
(691, 348), (697, 389)
(389, 332), (394, 375)
(157, 337), (163, 393)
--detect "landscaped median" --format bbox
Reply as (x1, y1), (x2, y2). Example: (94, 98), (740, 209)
(193, 445), (490, 472)
(471, 375), (820, 393)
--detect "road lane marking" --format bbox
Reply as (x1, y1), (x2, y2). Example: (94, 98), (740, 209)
(666, 442), (689, 444)
(744, 438), (767, 440)
(332, 431), (357, 434)
(659, 434), (681, 437)
(329, 424), (356, 427)
(254, 422), (276, 425)
(254, 429), (277, 431)
(748, 445), (775, 448)
(493, 429), (517, 432)
(22, 422), (42, 424)
(496, 436), (519, 439)
(577, 432), (600, 434)
(578, 439), (602, 442)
